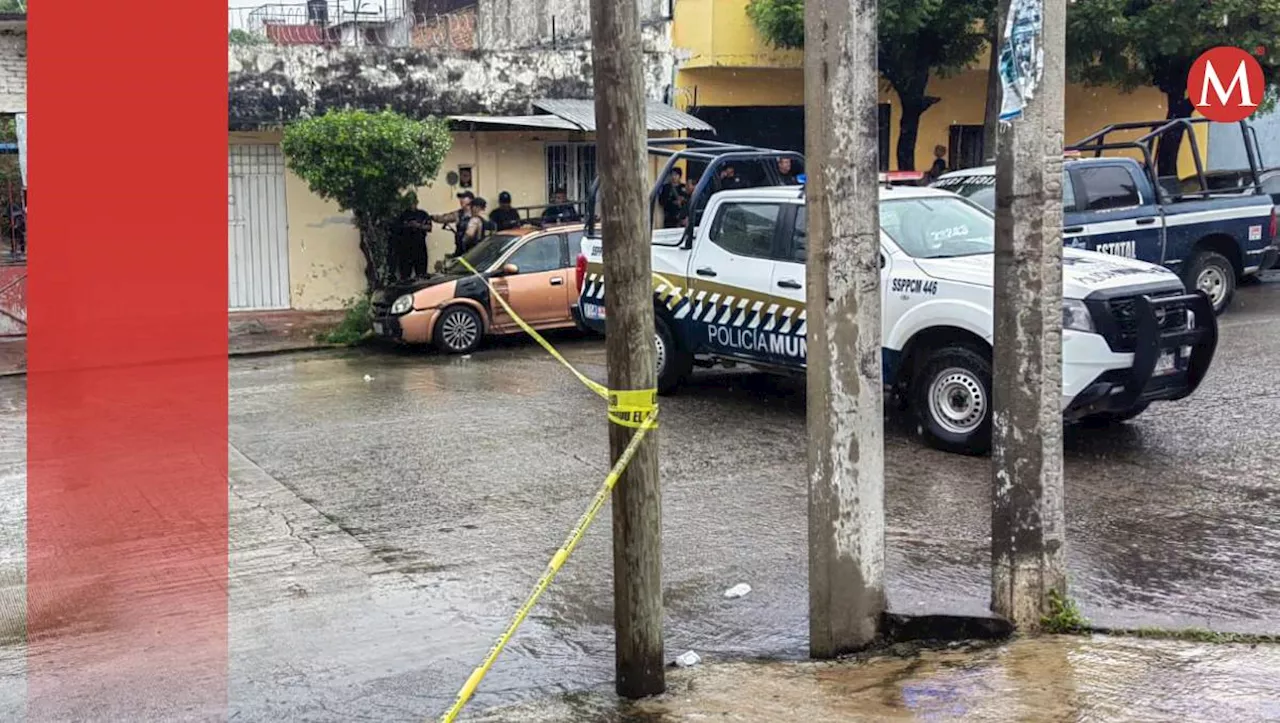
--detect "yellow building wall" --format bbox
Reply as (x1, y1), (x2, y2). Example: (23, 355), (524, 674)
(674, 0), (804, 70)
(676, 65), (1209, 176)
(672, 1), (1210, 175)
(233, 129), (676, 310)
(230, 130), (367, 312)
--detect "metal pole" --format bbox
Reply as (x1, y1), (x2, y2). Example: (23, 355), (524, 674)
(588, 0), (665, 697)
(990, 0), (1068, 629)
(804, 0), (886, 657)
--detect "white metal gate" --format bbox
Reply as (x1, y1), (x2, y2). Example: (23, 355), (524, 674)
(229, 144), (290, 310)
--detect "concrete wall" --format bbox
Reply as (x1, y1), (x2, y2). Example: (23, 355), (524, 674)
(477, 0), (669, 49)
(0, 29), (25, 114)
(229, 37), (676, 130)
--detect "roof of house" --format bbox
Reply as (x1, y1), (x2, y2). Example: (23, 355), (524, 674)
(450, 99), (715, 134)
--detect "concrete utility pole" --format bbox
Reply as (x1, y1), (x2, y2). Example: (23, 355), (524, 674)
(803, 0), (886, 657)
(982, 0), (1012, 163)
(589, 0), (665, 698)
(990, 0), (1068, 629)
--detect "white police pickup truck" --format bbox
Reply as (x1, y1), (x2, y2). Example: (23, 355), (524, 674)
(574, 184), (1219, 455)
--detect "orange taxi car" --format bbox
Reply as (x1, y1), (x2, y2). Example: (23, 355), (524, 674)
(371, 223), (586, 354)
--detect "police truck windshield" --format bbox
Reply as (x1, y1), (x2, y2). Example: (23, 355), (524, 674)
(932, 174), (996, 211)
(880, 196), (995, 259)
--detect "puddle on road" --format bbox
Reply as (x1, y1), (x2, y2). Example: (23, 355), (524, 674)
(474, 636), (1280, 722)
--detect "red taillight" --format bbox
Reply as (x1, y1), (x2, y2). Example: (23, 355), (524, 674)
(575, 253), (588, 290)
(1271, 208), (1277, 241)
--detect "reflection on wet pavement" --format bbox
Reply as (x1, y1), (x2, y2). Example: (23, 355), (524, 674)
(0, 279), (1277, 719)
(474, 636), (1280, 722)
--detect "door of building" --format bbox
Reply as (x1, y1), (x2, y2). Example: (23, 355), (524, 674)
(228, 144), (291, 310)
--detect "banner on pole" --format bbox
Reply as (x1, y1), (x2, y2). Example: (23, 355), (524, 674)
(998, 0), (1045, 122)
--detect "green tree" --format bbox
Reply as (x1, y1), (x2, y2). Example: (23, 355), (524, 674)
(1067, 0), (1280, 176)
(0, 0), (25, 12)
(282, 109), (453, 290)
(746, 0), (996, 170)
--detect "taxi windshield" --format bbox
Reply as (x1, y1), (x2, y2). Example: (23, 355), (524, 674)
(880, 196), (994, 259)
(444, 233), (523, 274)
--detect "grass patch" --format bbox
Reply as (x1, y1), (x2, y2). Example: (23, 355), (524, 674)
(1104, 627), (1280, 645)
(1041, 589), (1089, 634)
(316, 296), (373, 346)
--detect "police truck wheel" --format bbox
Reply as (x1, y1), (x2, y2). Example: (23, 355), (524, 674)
(1185, 250), (1234, 315)
(1080, 402), (1149, 427)
(655, 314), (690, 395)
(912, 345), (993, 456)
(432, 305), (483, 354)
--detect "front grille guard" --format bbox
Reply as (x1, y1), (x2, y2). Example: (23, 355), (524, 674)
(1114, 290), (1218, 409)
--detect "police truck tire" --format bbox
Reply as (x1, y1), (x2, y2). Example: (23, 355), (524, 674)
(432, 305), (483, 354)
(1184, 250), (1234, 315)
(655, 314), (690, 395)
(912, 345), (993, 456)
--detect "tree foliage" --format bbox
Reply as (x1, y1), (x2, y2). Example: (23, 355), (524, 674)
(282, 109), (453, 289)
(744, 0), (804, 51)
(1067, 0), (1280, 174)
(0, 0), (25, 13)
(746, 0), (995, 170)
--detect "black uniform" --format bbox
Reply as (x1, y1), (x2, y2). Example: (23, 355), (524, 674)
(393, 208), (431, 280)
(490, 206), (522, 231)
(659, 182), (689, 228)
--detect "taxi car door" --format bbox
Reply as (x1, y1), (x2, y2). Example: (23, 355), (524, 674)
(490, 232), (570, 329)
(687, 200), (785, 361)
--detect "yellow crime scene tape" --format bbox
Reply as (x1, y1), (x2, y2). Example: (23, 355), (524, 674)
(439, 257), (658, 723)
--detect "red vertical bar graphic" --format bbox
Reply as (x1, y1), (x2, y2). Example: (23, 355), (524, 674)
(26, 0), (228, 719)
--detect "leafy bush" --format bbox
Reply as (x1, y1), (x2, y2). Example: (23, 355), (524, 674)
(746, 0), (804, 50)
(229, 29), (266, 46)
(316, 296), (373, 346)
(283, 110), (453, 290)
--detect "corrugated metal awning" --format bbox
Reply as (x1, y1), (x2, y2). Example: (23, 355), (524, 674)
(449, 101), (715, 134)
(533, 99), (715, 133)
(449, 114), (579, 130)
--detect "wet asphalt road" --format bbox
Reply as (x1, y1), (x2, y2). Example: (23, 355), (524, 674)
(1, 275), (1280, 720)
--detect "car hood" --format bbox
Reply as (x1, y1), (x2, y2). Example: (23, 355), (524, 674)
(912, 248), (1184, 299)
(374, 273), (466, 302)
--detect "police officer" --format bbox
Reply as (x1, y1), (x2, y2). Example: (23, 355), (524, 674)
(459, 197), (489, 255)
(432, 191), (475, 259)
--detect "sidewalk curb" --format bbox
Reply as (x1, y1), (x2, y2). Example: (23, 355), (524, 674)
(229, 343), (348, 359)
(0, 342), (353, 379)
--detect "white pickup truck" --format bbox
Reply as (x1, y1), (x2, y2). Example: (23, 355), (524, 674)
(573, 183), (1219, 455)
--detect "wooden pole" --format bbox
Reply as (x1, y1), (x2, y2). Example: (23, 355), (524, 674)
(990, 0), (1068, 629)
(804, 0), (886, 657)
(588, 0), (665, 698)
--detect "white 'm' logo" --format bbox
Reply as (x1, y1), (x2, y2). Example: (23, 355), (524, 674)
(1196, 59), (1258, 108)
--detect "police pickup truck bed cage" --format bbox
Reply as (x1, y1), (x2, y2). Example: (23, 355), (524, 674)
(1066, 118), (1266, 204)
(487, 201), (589, 230)
(583, 138), (804, 248)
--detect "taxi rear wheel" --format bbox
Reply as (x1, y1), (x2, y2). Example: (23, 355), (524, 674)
(912, 345), (993, 456)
